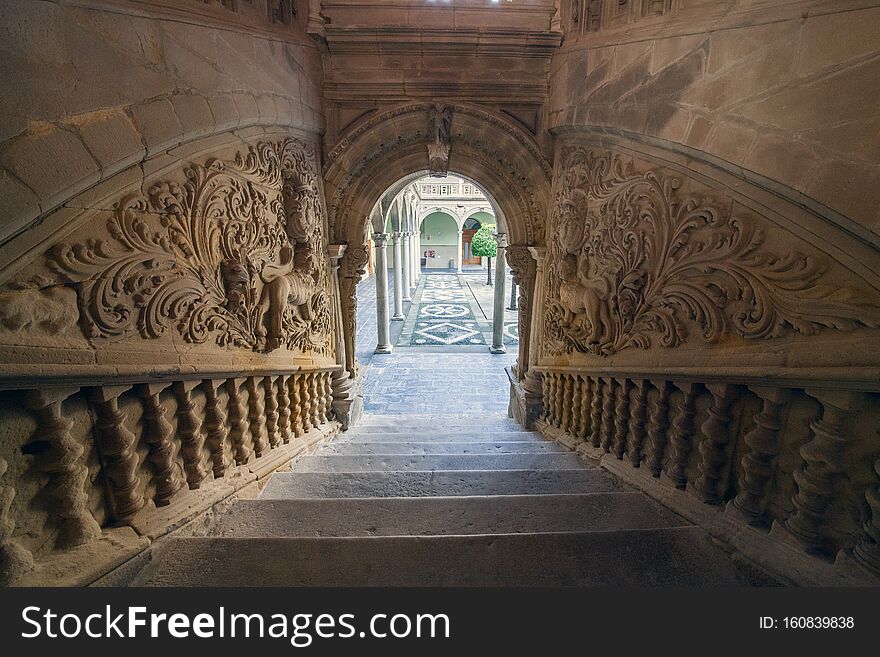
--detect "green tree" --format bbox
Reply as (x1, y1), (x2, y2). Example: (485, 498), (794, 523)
(471, 223), (497, 285)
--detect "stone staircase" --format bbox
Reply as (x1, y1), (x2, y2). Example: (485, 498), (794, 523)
(135, 414), (772, 586)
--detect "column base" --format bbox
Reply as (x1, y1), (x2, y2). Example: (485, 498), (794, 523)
(391, 315), (405, 321)
(489, 345), (506, 354)
(374, 345), (393, 354)
(402, 296), (412, 303)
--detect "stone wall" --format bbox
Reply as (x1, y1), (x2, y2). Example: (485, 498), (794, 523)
(0, 0), (341, 586)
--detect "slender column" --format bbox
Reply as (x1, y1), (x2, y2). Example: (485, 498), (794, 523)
(391, 232), (404, 321)
(373, 233), (393, 353)
(666, 382), (699, 489)
(694, 383), (740, 504)
(646, 381), (672, 477)
(456, 229), (463, 273)
(411, 232), (419, 288)
(329, 244), (355, 429)
(90, 385), (144, 521)
(245, 377), (269, 457)
(627, 380), (650, 468)
(777, 390), (864, 551)
(202, 379), (231, 478)
(729, 386), (790, 524)
(263, 376), (281, 448)
(402, 232), (412, 302)
(172, 381), (208, 489)
(138, 382), (182, 505)
(224, 378), (252, 465)
(0, 456), (34, 584)
(508, 280), (518, 310)
(25, 388), (102, 547)
(490, 233), (508, 354)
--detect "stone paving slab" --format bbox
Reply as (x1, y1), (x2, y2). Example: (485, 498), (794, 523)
(137, 528), (746, 586)
(211, 493), (689, 538)
(290, 453), (585, 473)
(260, 469), (621, 498)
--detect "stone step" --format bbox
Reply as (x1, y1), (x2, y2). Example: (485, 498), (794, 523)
(354, 420), (522, 434)
(289, 453), (584, 473)
(260, 469), (619, 499)
(324, 441), (567, 455)
(345, 431), (542, 443)
(136, 528), (745, 586)
(212, 493), (688, 538)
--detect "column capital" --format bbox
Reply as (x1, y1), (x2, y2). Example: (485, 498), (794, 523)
(496, 233), (509, 249)
(328, 243), (347, 266)
(391, 231), (402, 242)
(373, 232), (389, 247)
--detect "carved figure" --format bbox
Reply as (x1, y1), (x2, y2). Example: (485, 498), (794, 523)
(557, 253), (613, 346)
(258, 241), (319, 350)
(428, 105), (453, 176)
(220, 260), (251, 313)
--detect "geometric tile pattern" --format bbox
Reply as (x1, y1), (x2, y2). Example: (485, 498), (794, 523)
(411, 320), (486, 345)
(418, 303), (474, 319)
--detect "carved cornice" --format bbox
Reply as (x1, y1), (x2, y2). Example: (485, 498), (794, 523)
(543, 147), (880, 357)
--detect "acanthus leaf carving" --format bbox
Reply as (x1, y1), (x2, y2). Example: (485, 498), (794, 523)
(46, 139), (333, 355)
(544, 148), (880, 356)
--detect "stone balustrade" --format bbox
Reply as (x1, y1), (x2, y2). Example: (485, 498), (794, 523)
(533, 367), (880, 584)
(0, 366), (340, 586)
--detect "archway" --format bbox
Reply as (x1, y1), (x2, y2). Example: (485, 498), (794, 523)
(324, 102), (552, 388)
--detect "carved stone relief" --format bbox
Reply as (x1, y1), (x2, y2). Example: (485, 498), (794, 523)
(22, 139), (333, 356)
(427, 105), (453, 176)
(543, 148), (880, 357)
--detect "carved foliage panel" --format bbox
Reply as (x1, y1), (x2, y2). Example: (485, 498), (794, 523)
(542, 147), (880, 358)
(10, 138), (334, 356)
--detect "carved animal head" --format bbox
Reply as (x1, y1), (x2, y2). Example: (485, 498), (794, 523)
(559, 253), (578, 281)
(220, 259), (250, 310)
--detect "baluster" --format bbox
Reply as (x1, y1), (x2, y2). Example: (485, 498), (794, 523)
(778, 390), (864, 551)
(612, 378), (632, 459)
(545, 373), (556, 426)
(137, 383), (181, 506)
(246, 377), (269, 457)
(24, 389), (102, 547)
(578, 375), (592, 441)
(277, 375), (293, 444)
(289, 373), (304, 438)
(694, 384), (740, 504)
(541, 372), (551, 421)
(627, 379), (649, 468)
(263, 376), (281, 448)
(90, 386), (144, 520)
(225, 378), (252, 464)
(600, 378), (617, 452)
(853, 456), (880, 575)
(666, 382), (699, 489)
(561, 375), (574, 434)
(301, 374), (313, 433)
(0, 456), (34, 584)
(589, 377), (603, 448)
(728, 387), (790, 524)
(309, 373), (321, 428)
(202, 379), (231, 478)
(646, 380), (672, 477)
(318, 372), (330, 422)
(172, 381), (208, 489)
(570, 375), (583, 437)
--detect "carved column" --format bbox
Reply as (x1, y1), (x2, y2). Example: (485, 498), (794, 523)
(666, 382), (699, 489)
(289, 373), (305, 438)
(0, 455), (34, 585)
(24, 388), (102, 548)
(277, 375), (293, 444)
(694, 384), (740, 504)
(778, 390), (864, 551)
(90, 386), (144, 521)
(172, 381), (208, 489)
(729, 387), (790, 524)
(402, 232), (413, 302)
(589, 376), (604, 449)
(507, 245), (536, 381)
(137, 383), (182, 506)
(339, 242), (369, 377)
(490, 233), (508, 354)
(853, 457), (880, 576)
(328, 244), (355, 429)
(600, 378), (617, 452)
(391, 232), (405, 321)
(245, 377), (269, 457)
(202, 379), (231, 478)
(613, 378), (633, 459)
(373, 233), (393, 354)
(560, 375), (574, 434)
(263, 376), (281, 448)
(627, 380), (650, 468)
(646, 380), (672, 477)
